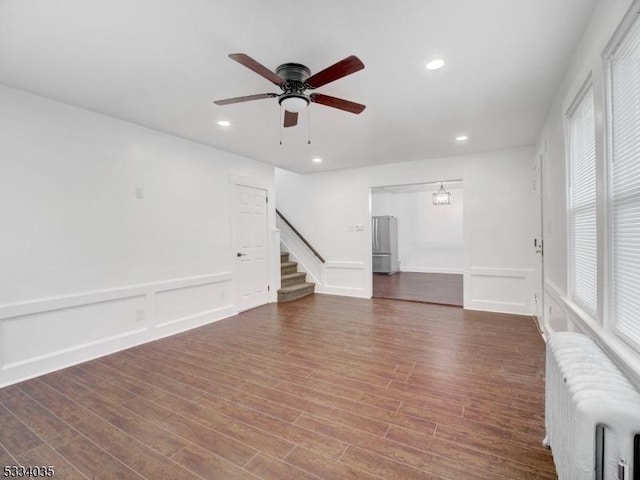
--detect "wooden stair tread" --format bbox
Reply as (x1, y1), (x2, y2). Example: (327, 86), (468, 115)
(278, 282), (314, 293)
(281, 272), (306, 280)
(278, 251), (313, 303)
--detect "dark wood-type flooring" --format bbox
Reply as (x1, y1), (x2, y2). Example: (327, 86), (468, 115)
(0, 294), (555, 479)
(373, 272), (464, 307)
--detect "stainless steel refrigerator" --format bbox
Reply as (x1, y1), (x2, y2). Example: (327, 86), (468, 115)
(372, 215), (399, 274)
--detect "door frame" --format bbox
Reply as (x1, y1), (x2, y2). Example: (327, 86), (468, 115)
(534, 151), (546, 334)
(229, 175), (278, 311)
(368, 180), (466, 305)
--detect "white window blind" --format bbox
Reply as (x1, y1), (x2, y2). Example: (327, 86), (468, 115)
(608, 13), (640, 350)
(567, 84), (597, 317)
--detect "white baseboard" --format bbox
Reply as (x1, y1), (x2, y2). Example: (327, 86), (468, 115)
(400, 266), (464, 274)
(315, 285), (369, 298)
(465, 300), (531, 315)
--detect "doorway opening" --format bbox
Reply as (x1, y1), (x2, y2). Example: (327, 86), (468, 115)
(370, 181), (464, 307)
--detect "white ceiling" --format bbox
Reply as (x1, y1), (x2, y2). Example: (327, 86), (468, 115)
(0, 0), (597, 174)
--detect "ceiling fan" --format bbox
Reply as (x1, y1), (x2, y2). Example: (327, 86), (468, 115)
(214, 53), (366, 127)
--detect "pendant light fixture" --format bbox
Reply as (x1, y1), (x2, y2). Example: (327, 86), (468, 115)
(433, 182), (452, 205)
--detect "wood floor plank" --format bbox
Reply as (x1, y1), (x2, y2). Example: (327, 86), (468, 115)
(38, 371), (92, 398)
(385, 425), (556, 479)
(282, 375), (403, 412)
(97, 355), (204, 400)
(192, 390), (349, 459)
(71, 360), (168, 401)
(285, 446), (384, 480)
(151, 393), (295, 459)
(118, 349), (246, 393)
(0, 404), (43, 457)
(71, 391), (188, 457)
(56, 366), (139, 404)
(0, 442), (17, 465)
(0, 294), (556, 479)
(293, 413), (507, 479)
(273, 381), (438, 435)
(0, 386), (79, 449)
(171, 443), (260, 480)
(122, 395), (257, 467)
(67, 413), (198, 479)
(431, 423), (555, 471)
(244, 453), (322, 480)
(18, 379), (90, 425)
(18, 444), (87, 480)
(195, 387), (302, 424)
(56, 436), (145, 480)
(340, 445), (445, 480)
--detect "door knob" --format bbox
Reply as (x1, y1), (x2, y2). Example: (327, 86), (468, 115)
(237, 252), (247, 257)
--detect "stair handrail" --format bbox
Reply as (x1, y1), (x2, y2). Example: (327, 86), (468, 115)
(276, 209), (326, 264)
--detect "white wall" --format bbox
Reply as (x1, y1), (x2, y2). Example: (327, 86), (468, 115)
(276, 146), (537, 314)
(536, 0), (640, 386)
(372, 187), (464, 274)
(0, 85), (276, 387)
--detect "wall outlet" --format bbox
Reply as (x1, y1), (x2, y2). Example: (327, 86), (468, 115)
(135, 186), (144, 199)
(135, 308), (145, 322)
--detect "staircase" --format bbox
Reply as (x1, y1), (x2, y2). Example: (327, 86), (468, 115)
(278, 252), (315, 302)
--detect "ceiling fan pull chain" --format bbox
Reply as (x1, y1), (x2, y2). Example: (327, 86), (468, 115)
(307, 107), (311, 145)
(279, 105), (283, 145)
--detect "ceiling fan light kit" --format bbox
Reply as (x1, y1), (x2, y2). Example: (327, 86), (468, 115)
(279, 95), (309, 113)
(214, 53), (366, 128)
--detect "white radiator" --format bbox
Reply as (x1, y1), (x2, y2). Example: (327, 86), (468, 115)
(545, 332), (640, 480)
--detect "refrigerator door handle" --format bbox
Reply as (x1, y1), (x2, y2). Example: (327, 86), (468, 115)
(372, 218), (377, 252)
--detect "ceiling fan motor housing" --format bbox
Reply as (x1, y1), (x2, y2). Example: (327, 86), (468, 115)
(276, 63), (311, 82)
(277, 62), (312, 95)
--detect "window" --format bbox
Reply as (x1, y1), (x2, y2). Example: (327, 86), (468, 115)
(567, 82), (597, 317)
(606, 10), (640, 350)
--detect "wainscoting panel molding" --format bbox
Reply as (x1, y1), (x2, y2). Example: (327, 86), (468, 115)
(466, 267), (536, 315)
(0, 272), (234, 387)
(317, 261), (368, 298)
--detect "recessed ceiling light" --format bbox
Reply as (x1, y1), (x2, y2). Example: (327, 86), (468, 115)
(426, 59), (445, 71)
(217, 120), (231, 127)
(456, 135), (468, 142)
(312, 157), (322, 163)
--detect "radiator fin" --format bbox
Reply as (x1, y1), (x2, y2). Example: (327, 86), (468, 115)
(545, 332), (640, 480)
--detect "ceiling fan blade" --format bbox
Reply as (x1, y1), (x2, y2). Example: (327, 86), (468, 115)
(310, 93), (366, 114)
(228, 53), (284, 86)
(214, 93), (278, 105)
(305, 55), (365, 88)
(283, 110), (298, 128)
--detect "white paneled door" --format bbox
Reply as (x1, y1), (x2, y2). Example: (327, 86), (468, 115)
(534, 153), (545, 326)
(234, 184), (269, 312)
